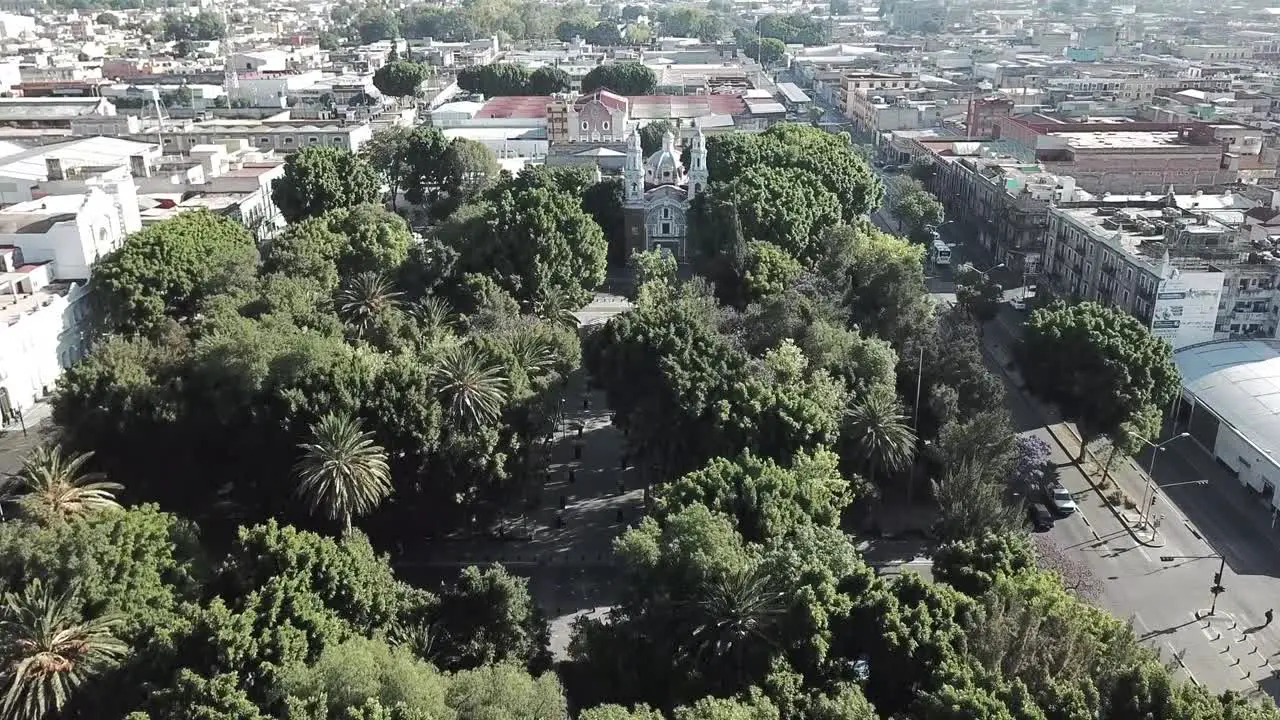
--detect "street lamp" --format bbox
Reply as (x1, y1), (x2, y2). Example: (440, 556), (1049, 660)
(1139, 432), (1192, 526)
(1160, 553), (1227, 616)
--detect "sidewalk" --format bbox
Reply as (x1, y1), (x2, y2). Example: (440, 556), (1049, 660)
(984, 340), (1162, 547)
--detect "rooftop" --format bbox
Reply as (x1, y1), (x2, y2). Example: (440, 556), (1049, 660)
(474, 96), (554, 120)
(0, 283), (72, 329)
(1053, 130), (1185, 149)
(1175, 339), (1280, 467)
(0, 136), (155, 182)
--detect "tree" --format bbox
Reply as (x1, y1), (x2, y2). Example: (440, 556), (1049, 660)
(841, 387), (915, 491)
(362, 126), (414, 210)
(706, 124), (881, 221)
(953, 264), (1002, 327)
(356, 7), (399, 43)
(162, 10), (224, 40)
(89, 209), (257, 335)
(293, 412), (393, 533)
(586, 21), (624, 46)
(932, 532), (1036, 597)
(431, 343), (509, 428)
(373, 60), (431, 100)
(908, 156), (936, 182)
(888, 176), (944, 241)
(556, 19), (595, 41)
(581, 62), (658, 95)
(621, 4), (645, 21)
(694, 166), (842, 265)
(652, 450), (855, 542)
(337, 271), (404, 338)
(1020, 301), (1181, 460)
(0, 580), (127, 720)
(11, 446), (122, 524)
(639, 120), (677, 156)
(96, 12), (120, 27)
(272, 147), (383, 222)
(456, 63), (534, 97)
(431, 564), (550, 671)
(931, 458), (1025, 542)
(441, 138), (501, 198)
(442, 174), (608, 305)
(742, 36), (786, 66)
(528, 65), (571, 94)
(830, 0), (851, 14)
(741, 241), (802, 305)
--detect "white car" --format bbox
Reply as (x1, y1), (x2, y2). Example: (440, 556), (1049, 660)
(1049, 486), (1077, 516)
(1010, 297), (1027, 311)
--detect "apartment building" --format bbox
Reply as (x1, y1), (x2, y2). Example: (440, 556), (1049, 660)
(839, 72), (919, 118)
(70, 114), (373, 153)
(1043, 193), (1280, 347)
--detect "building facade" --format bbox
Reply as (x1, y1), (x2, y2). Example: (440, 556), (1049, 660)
(622, 125), (707, 259)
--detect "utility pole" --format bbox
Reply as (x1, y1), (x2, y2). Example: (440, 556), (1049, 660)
(1160, 553), (1227, 616)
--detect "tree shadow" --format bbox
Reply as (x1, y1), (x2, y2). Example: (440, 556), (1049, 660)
(1139, 616), (1201, 640)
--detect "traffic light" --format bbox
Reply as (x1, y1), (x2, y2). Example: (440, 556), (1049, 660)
(1214, 572), (1223, 585)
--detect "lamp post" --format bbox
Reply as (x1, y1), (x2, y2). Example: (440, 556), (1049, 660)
(1160, 553), (1227, 616)
(1139, 432), (1191, 527)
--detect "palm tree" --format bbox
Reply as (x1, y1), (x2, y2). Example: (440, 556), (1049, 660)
(0, 579), (127, 720)
(410, 295), (456, 343)
(534, 288), (580, 331)
(431, 343), (509, 428)
(337, 271), (404, 337)
(843, 389), (916, 494)
(293, 413), (393, 534)
(13, 446), (122, 523)
(504, 331), (556, 380)
(685, 564), (787, 694)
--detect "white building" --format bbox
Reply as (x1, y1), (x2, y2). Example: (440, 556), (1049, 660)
(442, 127), (547, 161)
(0, 13), (36, 40)
(1174, 340), (1280, 509)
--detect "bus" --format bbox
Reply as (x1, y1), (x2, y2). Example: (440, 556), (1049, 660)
(931, 238), (952, 266)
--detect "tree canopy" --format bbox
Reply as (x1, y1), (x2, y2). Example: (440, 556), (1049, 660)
(581, 62), (658, 95)
(372, 60), (431, 99)
(89, 210), (258, 336)
(1021, 301), (1181, 453)
(272, 146), (384, 223)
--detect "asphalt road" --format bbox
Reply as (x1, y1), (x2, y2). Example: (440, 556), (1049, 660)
(912, 213), (1280, 701)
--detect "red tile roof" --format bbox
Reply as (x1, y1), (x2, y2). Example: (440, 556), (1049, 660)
(474, 96), (555, 120)
(575, 89), (628, 112)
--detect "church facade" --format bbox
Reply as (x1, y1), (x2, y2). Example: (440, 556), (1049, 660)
(621, 124), (708, 260)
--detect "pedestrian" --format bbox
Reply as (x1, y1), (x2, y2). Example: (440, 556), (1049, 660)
(1266, 609), (1274, 626)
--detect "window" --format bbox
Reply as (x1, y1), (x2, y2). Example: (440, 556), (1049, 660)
(602, 121), (610, 130)
(308, 136), (319, 144)
(259, 137), (270, 145)
(581, 121), (589, 130)
(284, 137), (294, 145)
(661, 222), (671, 235)
(662, 207), (670, 219)
(332, 137), (343, 145)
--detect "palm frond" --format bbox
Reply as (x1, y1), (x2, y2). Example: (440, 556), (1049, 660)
(0, 579), (126, 720)
(293, 413), (393, 532)
(337, 271), (404, 337)
(15, 446), (122, 523)
(844, 390), (916, 474)
(430, 343), (509, 428)
(505, 331), (557, 378)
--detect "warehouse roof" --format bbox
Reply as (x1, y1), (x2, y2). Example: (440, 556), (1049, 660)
(1175, 339), (1280, 465)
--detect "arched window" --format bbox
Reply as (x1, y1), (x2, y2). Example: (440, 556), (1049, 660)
(694, 183), (702, 193)
(662, 207), (670, 219)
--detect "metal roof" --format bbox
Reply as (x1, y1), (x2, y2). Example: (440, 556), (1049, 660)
(1176, 339), (1280, 465)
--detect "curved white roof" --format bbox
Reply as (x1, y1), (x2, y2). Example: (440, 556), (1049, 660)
(1176, 339), (1280, 464)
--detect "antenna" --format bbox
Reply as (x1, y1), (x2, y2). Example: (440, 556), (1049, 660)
(148, 86), (168, 152)
(221, 1), (238, 92)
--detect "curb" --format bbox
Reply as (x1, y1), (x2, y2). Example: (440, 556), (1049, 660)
(1054, 423), (1166, 549)
(981, 339), (1165, 549)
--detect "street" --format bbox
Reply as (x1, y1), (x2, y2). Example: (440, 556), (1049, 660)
(908, 205), (1280, 702)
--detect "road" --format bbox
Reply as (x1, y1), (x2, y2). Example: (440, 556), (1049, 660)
(906, 207), (1280, 701)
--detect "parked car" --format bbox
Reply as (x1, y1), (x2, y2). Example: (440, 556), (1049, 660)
(1010, 296), (1027, 311)
(1048, 485), (1078, 516)
(1028, 503), (1055, 532)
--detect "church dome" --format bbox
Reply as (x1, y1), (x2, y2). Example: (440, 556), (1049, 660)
(644, 129), (686, 186)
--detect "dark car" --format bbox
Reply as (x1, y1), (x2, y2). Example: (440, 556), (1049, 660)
(1028, 503), (1054, 532)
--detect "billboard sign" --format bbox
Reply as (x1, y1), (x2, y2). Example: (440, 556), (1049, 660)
(1151, 271), (1222, 349)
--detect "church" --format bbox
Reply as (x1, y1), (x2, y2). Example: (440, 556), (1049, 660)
(621, 123), (708, 260)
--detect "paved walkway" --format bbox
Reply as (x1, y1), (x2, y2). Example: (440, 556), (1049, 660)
(395, 293), (639, 659)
